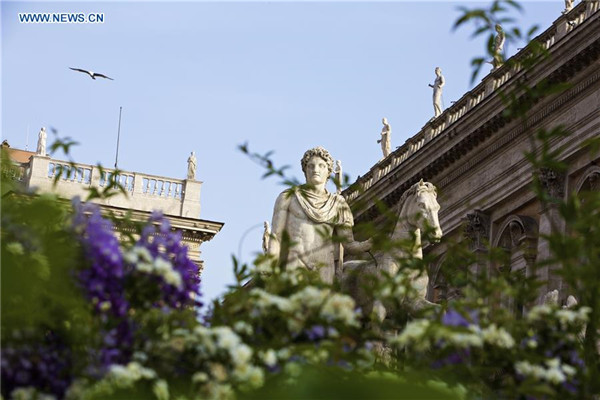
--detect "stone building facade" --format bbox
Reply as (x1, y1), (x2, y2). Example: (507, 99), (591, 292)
(2, 144), (223, 273)
(344, 1), (600, 307)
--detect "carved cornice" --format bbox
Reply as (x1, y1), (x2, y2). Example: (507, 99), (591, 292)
(352, 34), (600, 224)
(441, 71), (600, 190)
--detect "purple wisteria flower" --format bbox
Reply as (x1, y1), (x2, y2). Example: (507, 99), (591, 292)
(1, 332), (72, 399)
(442, 308), (478, 328)
(132, 211), (202, 309)
(72, 199), (132, 367)
(70, 203), (202, 373)
(432, 349), (471, 368)
(306, 325), (326, 341)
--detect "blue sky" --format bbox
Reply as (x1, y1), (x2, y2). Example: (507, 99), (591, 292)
(2, 1), (562, 303)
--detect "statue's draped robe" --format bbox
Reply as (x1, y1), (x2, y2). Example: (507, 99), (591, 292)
(293, 187), (353, 227)
(281, 186), (353, 283)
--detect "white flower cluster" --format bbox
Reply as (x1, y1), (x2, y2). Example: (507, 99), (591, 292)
(289, 286), (330, 310)
(6, 241), (25, 255)
(152, 379), (169, 400)
(258, 349), (278, 367)
(249, 288), (293, 314)
(527, 304), (591, 327)
(515, 358), (577, 384)
(63, 362), (162, 400)
(478, 324), (515, 349)
(124, 246), (182, 288)
(11, 387), (56, 400)
(372, 270), (430, 310)
(441, 326), (484, 349)
(319, 293), (360, 327)
(248, 286), (359, 332)
(233, 320), (254, 336)
(183, 326), (265, 391)
(393, 320), (516, 351)
(108, 361), (157, 386)
(393, 319), (432, 351)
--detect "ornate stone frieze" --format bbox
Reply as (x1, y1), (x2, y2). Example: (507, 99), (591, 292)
(464, 210), (490, 250)
(347, 34), (600, 223)
(539, 167), (566, 200)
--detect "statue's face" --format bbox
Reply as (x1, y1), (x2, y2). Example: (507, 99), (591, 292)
(305, 155), (329, 186)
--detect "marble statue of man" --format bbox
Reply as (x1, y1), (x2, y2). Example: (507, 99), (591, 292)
(36, 127), (47, 156)
(492, 24), (505, 69)
(428, 67), (445, 118)
(334, 160), (343, 194)
(262, 221), (271, 254)
(562, 0), (574, 14)
(267, 147), (371, 283)
(377, 117), (392, 158)
(187, 151), (197, 180)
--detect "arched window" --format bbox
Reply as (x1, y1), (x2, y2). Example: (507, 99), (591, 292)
(574, 166), (600, 195)
(492, 215), (539, 315)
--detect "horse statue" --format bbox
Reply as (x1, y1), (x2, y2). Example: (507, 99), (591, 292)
(342, 179), (443, 321)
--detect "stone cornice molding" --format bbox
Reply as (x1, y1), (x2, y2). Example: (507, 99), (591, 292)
(439, 70), (600, 190)
(95, 204), (224, 243)
(347, 12), (600, 224)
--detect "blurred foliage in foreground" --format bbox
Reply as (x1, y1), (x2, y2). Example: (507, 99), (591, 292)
(2, 1), (600, 399)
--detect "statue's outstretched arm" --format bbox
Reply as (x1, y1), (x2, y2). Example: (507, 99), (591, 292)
(338, 226), (372, 254)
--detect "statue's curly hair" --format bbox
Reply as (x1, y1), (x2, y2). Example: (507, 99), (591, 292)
(301, 147), (334, 177)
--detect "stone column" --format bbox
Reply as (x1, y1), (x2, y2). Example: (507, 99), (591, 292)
(536, 167), (566, 302)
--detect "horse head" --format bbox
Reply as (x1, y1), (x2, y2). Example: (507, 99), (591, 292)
(341, 180), (443, 320)
(400, 179), (443, 243)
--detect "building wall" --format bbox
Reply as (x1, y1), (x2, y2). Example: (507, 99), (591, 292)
(3, 148), (223, 272)
(345, 2), (600, 306)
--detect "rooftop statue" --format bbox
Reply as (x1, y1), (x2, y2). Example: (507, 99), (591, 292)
(562, 0), (574, 14)
(187, 151), (197, 180)
(377, 117), (392, 159)
(262, 221), (271, 254)
(36, 127), (47, 157)
(428, 67), (445, 119)
(267, 147), (372, 283)
(492, 24), (506, 69)
(334, 159), (343, 194)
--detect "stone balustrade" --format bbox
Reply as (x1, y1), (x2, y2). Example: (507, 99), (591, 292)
(345, 0), (596, 202)
(2, 163), (28, 182)
(28, 155), (202, 218)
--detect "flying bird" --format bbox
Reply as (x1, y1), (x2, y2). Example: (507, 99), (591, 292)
(69, 67), (114, 80)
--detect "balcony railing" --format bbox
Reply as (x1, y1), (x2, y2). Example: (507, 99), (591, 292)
(28, 156), (201, 218)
